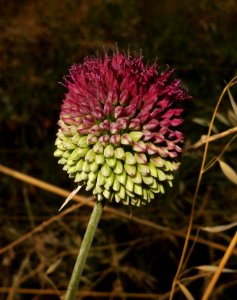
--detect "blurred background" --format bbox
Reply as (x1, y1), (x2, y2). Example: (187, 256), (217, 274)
(1, 0), (237, 299)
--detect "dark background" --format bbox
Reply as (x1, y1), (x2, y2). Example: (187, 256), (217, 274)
(1, 1), (237, 299)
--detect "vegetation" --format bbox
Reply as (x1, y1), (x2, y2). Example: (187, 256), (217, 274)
(1, 1), (237, 299)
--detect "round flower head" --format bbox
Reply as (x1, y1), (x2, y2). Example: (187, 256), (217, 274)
(54, 51), (191, 206)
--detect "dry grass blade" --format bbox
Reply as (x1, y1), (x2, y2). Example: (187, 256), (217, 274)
(196, 265), (237, 273)
(227, 88), (237, 118)
(177, 282), (195, 300)
(219, 160), (237, 185)
(202, 230), (237, 300)
(201, 222), (237, 233)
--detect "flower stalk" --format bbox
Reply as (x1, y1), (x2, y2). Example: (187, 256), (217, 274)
(64, 200), (105, 300)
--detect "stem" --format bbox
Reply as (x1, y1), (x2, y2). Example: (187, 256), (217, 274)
(64, 200), (104, 300)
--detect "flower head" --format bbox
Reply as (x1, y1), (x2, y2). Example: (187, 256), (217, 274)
(54, 51), (191, 206)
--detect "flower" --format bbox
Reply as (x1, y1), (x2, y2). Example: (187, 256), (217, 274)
(54, 50), (191, 206)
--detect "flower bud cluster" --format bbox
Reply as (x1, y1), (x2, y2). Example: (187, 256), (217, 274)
(54, 51), (191, 206)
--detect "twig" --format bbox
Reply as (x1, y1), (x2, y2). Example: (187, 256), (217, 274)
(186, 126), (237, 150)
(201, 230), (237, 300)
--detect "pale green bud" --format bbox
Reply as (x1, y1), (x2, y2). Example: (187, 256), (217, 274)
(85, 149), (96, 162)
(128, 131), (144, 142)
(78, 136), (88, 147)
(76, 159), (84, 171)
(157, 169), (166, 181)
(104, 144), (114, 158)
(138, 164), (150, 176)
(114, 147), (125, 160)
(133, 170), (142, 184)
(97, 171), (106, 186)
(125, 152), (136, 165)
(54, 148), (64, 157)
(114, 160), (123, 174)
(93, 141), (104, 154)
(142, 176), (154, 186)
(125, 176), (134, 192)
(149, 162), (158, 177)
(101, 163), (112, 177)
(116, 170), (127, 185)
(106, 157), (117, 168)
(134, 184), (142, 195)
(82, 161), (90, 172)
(95, 154), (105, 164)
(113, 177), (120, 192)
(124, 164), (136, 177)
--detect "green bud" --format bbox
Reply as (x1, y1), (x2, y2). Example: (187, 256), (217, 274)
(116, 170), (127, 185)
(54, 148), (63, 157)
(168, 181), (173, 187)
(58, 158), (67, 165)
(85, 149), (96, 162)
(128, 131), (144, 142)
(63, 165), (69, 171)
(134, 184), (142, 195)
(75, 172), (82, 182)
(157, 169), (166, 181)
(150, 156), (164, 168)
(113, 177), (120, 191)
(123, 195), (130, 205)
(68, 166), (77, 174)
(76, 159), (84, 171)
(159, 184), (165, 194)
(87, 134), (98, 145)
(142, 176), (154, 186)
(142, 189), (148, 200)
(96, 171), (106, 186)
(166, 173), (174, 181)
(114, 147), (125, 160)
(90, 162), (99, 172)
(104, 144), (114, 158)
(82, 161), (90, 172)
(149, 162), (158, 177)
(125, 176), (134, 192)
(101, 163), (112, 177)
(86, 180), (94, 191)
(124, 164), (136, 177)
(150, 180), (158, 190)
(71, 134), (81, 145)
(114, 160), (123, 174)
(70, 148), (81, 160)
(133, 170), (142, 184)
(95, 154), (105, 164)
(81, 171), (88, 180)
(138, 164), (150, 176)
(78, 136), (88, 147)
(88, 171), (98, 183)
(93, 141), (104, 154)
(103, 189), (111, 199)
(105, 173), (115, 189)
(63, 151), (70, 159)
(106, 157), (117, 168)
(78, 147), (89, 157)
(119, 185), (125, 199)
(115, 193), (121, 203)
(125, 152), (136, 165)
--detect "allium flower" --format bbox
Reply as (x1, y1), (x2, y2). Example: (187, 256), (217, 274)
(54, 51), (191, 206)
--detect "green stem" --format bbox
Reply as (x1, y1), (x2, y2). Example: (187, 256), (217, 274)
(64, 200), (104, 300)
